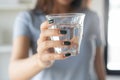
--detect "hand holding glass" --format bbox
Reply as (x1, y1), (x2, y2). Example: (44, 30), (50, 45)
(46, 13), (85, 56)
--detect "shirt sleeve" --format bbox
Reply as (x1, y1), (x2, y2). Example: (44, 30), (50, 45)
(92, 13), (106, 47)
(13, 11), (32, 39)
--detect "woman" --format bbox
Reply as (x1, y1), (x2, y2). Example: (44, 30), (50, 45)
(9, 0), (106, 80)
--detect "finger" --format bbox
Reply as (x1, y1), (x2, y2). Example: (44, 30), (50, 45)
(37, 41), (63, 52)
(40, 21), (52, 31)
(40, 29), (67, 40)
(41, 53), (66, 61)
(37, 41), (71, 52)
(40, 21), (53, 41)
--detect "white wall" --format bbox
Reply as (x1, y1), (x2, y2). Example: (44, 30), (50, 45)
(0, 10), (20, 45)
(0, 47), (11, 80)
(0, 2), (33, 80)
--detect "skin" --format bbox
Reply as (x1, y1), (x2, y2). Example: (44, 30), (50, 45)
(54, 0), (73, 6)
(53, 0), (73, 13)
(95, 47), (106, 80)
(9, 0), (106, 80)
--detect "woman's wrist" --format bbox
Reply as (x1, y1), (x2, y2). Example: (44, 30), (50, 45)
(35, 53), (45, 69)
(35, 53), (53, 70)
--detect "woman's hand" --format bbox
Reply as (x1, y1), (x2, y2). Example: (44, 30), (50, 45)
(37, 21), (71, 69)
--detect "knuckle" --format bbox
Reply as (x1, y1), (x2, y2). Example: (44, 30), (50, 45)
(40, 22), (46, 28)
(40, 32), (44, 37)
(52, 30), (57, 34)
(55, 54), (65, 60)
(59, 55), (65, 59)
(43, 41), (49, 48)
(37, 42), (46, 52)
(37, 46), (41, 53)
(54, 29), (59, 35)
(57, 29), (60, 34)
(58, 41), (63, 46)
(37, 39), (43, 47)
(49, 55), (54, 60)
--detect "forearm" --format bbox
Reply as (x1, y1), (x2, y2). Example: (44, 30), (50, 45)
(95, 60), (106, 80)
(9, 54), (44, 80)
(95, 47), (106, 80)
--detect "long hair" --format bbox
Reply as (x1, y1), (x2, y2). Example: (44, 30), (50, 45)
(34, 0), (88, 14)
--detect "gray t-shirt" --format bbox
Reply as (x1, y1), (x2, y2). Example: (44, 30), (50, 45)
(13, 9), (105, 80)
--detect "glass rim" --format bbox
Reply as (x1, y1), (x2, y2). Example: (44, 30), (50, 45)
(46, 13), (85, 18)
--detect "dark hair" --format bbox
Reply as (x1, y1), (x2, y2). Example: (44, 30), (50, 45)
(34, 0), (88, 14)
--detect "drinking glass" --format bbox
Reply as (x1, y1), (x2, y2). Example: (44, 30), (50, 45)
(46, 13), (85, 56)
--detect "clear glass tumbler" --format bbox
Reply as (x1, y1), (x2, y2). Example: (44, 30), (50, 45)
(46, 13), (85, 56)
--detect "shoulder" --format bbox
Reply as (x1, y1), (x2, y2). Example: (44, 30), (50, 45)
(18, 10), (43, 17)
(16, 10), (32, 21)
(17, 10), (44, 22)
(16, 10), (41, 24)
(85, 9), (99, 21)
(14, 11), (32, 25)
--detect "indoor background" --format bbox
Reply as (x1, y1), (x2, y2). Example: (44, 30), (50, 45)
(0, 0), (120, 80)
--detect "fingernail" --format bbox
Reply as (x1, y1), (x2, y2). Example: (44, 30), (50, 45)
(65, 53), (71, 57)
(48, 19), (54, 24)
(64, 41), (71, 45)
(60, 30), (67, 34)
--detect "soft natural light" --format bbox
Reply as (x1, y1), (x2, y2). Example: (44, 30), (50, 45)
(107, 0), (120, 70)
(110, 0), (120, 6)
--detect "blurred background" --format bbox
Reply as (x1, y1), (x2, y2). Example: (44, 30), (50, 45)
(0, 0), (120, 80)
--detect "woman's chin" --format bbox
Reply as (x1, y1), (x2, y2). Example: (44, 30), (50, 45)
(56, 0), (73, 6)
